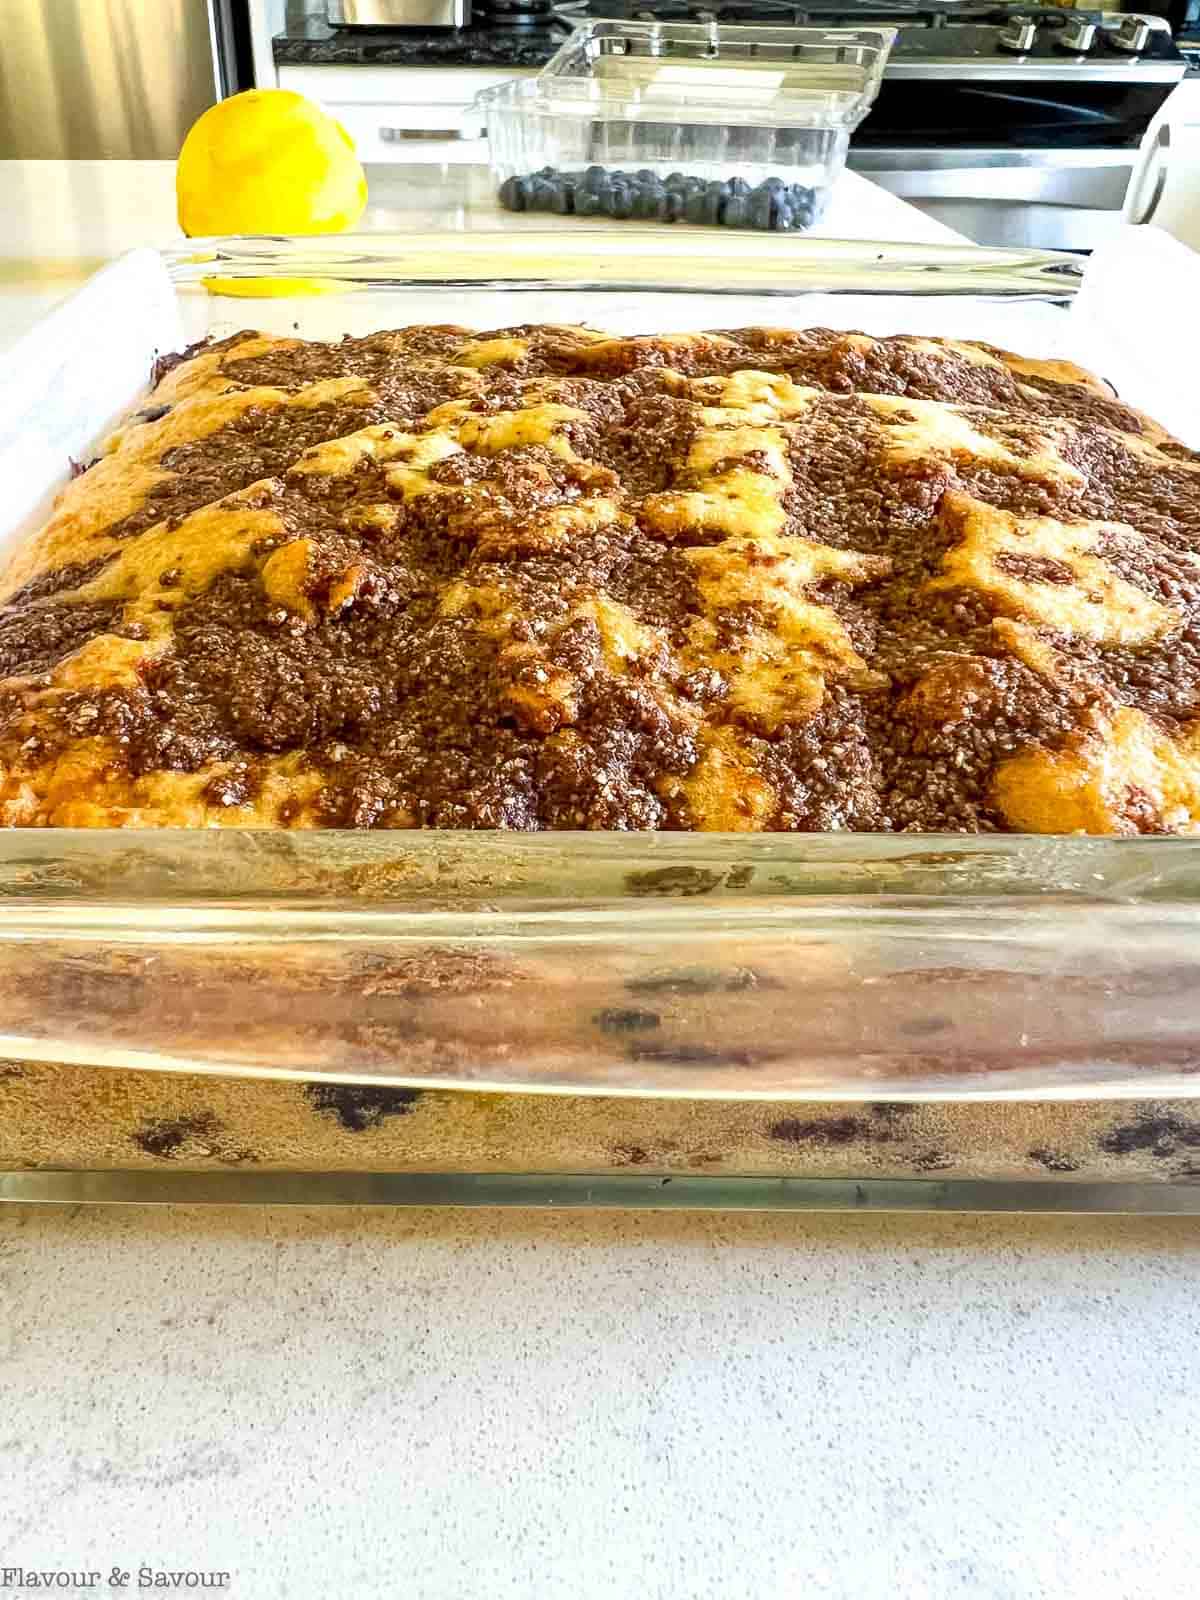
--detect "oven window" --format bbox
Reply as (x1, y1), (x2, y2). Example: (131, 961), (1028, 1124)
(858, 81), (1172, 147)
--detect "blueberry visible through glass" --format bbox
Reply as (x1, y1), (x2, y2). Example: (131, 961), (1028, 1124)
(748, 190), (774, 229)
(611, 184), (634, 220)
(496, 167), (824, 230)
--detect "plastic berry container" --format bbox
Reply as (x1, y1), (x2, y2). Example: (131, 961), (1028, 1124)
(476, 20), (895, 233)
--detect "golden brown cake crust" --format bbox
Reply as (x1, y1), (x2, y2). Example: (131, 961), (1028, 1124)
(2, 322), (1199, 834)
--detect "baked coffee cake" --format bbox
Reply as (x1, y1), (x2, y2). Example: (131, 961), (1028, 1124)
(3, 322), (1198, 833)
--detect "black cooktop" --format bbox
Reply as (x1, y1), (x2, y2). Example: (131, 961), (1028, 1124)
(273, 10), (568, 66)
(273, 2), (1184, 69)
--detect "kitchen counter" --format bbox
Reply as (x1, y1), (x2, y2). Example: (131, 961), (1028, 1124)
(2, 159), (1199, 1600)
(4, 1205), (1200, 1598)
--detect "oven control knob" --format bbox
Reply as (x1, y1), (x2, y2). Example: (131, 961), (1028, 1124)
(998, 16), (1037, 51)
(1058, 18), (1097, 51)
(1109, 16), (1152, 51)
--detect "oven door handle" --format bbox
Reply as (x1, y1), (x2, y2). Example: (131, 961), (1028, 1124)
(1124, 120), (1172, 226)
(379, 127), (477, 142)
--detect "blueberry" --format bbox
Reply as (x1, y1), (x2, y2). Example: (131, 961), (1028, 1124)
(729, 176), (751, 198)
(684, 190), (707, 224)
(498, 175), (526, 212)
(702, 181), (725, 224)
(529, 177), (558, 211)
(749, 191), (774, 230)
(723, 194), (750, 227)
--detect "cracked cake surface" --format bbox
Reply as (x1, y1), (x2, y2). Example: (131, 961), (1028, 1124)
(3, 320), (1198, 833)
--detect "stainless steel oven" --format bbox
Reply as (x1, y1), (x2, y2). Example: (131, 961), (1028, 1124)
(550, 2), (1188, 249)
(842, 12), (1185, 249)
(0, 0), (252, 160)
(849, 131), (1175, 251)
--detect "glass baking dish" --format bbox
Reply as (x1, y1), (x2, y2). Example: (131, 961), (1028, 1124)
(476, 21), (894, 232)
(3, 231), (1199, 1127)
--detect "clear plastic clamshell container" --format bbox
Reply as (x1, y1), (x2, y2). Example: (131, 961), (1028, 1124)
(477, 21), (894, 232)
(2, 229), (1200, 1210)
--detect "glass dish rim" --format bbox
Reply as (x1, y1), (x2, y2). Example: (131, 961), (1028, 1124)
(4, 1169), (1200, 1213)
(161, 232), (1086, 299)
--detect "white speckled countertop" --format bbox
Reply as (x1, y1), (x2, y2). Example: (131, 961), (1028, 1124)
(3, 1205), (1200, 1597)
(2, 161), (1199, 1599)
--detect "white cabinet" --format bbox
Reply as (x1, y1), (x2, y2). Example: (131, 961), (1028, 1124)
(277, 63), (535, 163)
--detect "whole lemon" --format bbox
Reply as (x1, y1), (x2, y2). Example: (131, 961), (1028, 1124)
(177, 88), (367, 237)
